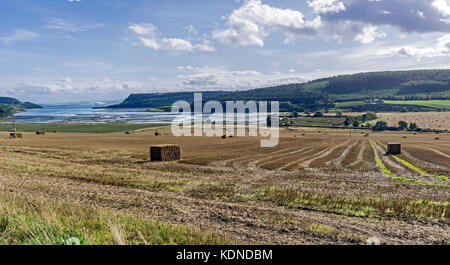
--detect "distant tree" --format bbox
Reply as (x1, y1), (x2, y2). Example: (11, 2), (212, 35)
(313, 111), (324, 117)
(353, 120), (360, 127)
(305, 111), (311, 117)
(398, 121), (408, 130)
(281, 117), (292, 126)
(401, 107), (408, 113)
(336, 111), (343, 118)
(344, 116), (352, 126)
(291, 111), (299, 117)
(408, 122), (418, 131)
(362, 112), (377, 122)
(372, 121), (388, 131)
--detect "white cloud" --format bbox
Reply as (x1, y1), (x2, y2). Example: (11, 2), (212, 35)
(214, 0), (450, 47)
(177, 66), (306, 90)
(213, 0), (320, 47)
(433, 0), (450, 16)
(0, 29), (39, 44)
(129, 23), (215, 52)
(139, 37), (160, 50)
(378, 34), (450, 58)
(354, 26), (386, 44)
(129, 23), (157, 36)
(308, 0), (346, 14)
(319, 0), (450, 33)
(45, 18), (104, 32)
(185, 25), (198, 34)
(416, 10), (426, 19)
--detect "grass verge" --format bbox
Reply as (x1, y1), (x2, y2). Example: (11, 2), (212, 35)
(258, 186), (449, 220)
(0, 194), (230, 245)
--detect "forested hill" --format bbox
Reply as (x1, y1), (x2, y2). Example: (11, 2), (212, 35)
(0, 97), (42, 109)
(210, 69), (450, 110)
(310, 69), (450, 100)
(105, 91), (232, 109)
(106, 69), (450, 111)
(0, 97), (42, 118)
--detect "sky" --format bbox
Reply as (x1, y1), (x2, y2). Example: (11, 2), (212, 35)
(1, 0), (450, 104)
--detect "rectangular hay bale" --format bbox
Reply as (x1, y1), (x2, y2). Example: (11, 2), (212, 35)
(36, 130), (45, 135)
(150, 145), (181, 161)
(387, 143), (401, 155)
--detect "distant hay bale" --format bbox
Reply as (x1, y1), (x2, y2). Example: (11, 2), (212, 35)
(221, 135), (227, 139)
(125, 131), (131, 135)
(155, 131), (160, 136)
(387, 143), (401, 155)
(10, 133), (22, 139)
(150, 145), (181, 161)
(36, 130), (45, 135)
(364, 134), (369, 137)
(403, 136), (407, 138)
(435, 137), (440, 140)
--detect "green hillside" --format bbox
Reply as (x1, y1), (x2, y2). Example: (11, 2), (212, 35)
(0, 97), (42, 110)
(106, 69), (450, 112)
(0, 97), (42, 118)
(105, 91), (232, 109)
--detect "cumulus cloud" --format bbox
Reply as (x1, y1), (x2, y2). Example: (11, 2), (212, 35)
(0, 29), (39, 44)
(433, 0), (450, 16)
(378, 34), (450, 58)
(212, 0), (320, 46)
(307, 0), (346, 14)
(317, 0), (450, 33)
(353, 26), (386, 44)
(214, 0), (450, 47)
(129, 23), (215, 52)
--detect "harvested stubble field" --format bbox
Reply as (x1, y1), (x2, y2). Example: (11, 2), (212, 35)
(381, 112), (450, 130)
(0, 128), (449, 245)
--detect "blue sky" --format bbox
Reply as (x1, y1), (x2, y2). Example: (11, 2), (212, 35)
(1, 0), (450, 104)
